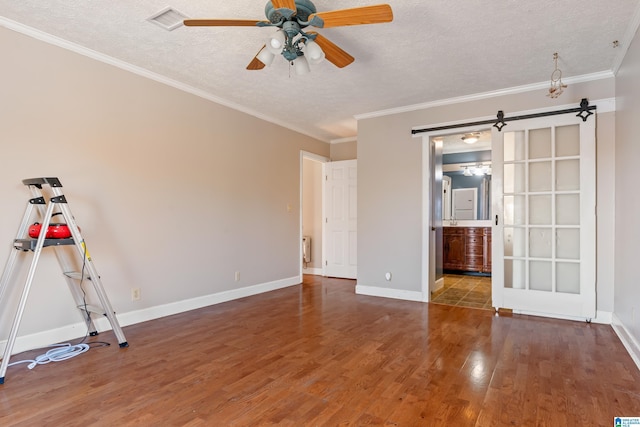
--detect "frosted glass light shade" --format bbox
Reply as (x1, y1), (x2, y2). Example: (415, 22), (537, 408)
(305, 40), (325, 63)
(257, 48), (275, 66)
(462, 136), (478, 144)
(294, 56), (311, 75)
(266, 30), (286, 54)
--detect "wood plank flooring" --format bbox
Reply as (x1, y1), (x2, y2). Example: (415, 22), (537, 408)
(0, 275), (639, 426)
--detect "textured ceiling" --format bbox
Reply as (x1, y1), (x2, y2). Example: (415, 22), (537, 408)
(1, 0), (639, 142)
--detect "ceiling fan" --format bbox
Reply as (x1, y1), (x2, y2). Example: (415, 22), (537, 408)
(184, 0), (393, 74)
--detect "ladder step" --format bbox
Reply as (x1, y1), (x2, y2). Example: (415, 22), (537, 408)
(14, 238), (75, 251)
(64, 272), (92, 281)
(77, 304), (106, 316)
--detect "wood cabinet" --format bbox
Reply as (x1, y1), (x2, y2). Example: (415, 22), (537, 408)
(443, 228), (466, 270)
(483, 229), (492, 273)
(443, 227), (492, 273)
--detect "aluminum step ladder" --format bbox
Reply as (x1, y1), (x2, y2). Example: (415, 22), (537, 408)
(0, 177), (128, 384)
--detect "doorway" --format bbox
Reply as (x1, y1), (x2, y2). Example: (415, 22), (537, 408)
(423, 128), (493, 309)
(421, 108), (596, 321)
(300, 151), (328, 278)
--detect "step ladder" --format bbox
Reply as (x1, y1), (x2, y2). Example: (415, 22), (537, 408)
(0, 177), (128, 384)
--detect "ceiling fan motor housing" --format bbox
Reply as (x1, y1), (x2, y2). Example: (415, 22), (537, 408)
(265, 0), (316, 25)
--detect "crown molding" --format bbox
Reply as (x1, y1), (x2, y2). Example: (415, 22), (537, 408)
(0, 17), (331, 143)
(330, 136), (357, 144)
(355, 71), (614, 121)
(1, 16), (622, 143)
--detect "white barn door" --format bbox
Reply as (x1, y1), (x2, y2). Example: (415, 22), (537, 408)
(492, 113), (596, 320)
(324, 160), (357, 279)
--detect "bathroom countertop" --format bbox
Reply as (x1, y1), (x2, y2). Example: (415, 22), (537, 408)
(442, 220), (492, 227)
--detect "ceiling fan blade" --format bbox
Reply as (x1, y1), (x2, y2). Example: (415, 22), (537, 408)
(247, 46), (267, 70)
(308, 32), (355, 68)
(184, 19), (266, 27)
(308, 4), (393, 28)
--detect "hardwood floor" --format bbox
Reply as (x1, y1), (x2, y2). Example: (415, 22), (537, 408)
(0, 275), (639, 426)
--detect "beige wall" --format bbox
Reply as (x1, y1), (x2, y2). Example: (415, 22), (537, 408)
(0, 27), (329, 347)
(330, 140), (357, 161)
(615, 26), (640, 347)
(357, 79), (616, 315)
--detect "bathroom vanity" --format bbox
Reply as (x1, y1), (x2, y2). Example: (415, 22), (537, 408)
(443, 224), (491, 274)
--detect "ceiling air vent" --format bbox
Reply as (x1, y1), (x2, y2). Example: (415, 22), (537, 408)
(147, 7), (188, 31)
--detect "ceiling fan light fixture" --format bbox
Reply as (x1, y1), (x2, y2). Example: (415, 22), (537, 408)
(294, 56), (311, 75)
(305, 40), (325, 63)
(185, 1), (394, 74)
(257, 47), (276, 66)
(267, 30), (286, 52)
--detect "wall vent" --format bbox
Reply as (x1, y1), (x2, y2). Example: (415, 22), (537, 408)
(147, 7), (188, 31)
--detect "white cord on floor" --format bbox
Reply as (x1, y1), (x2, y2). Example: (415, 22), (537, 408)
(8, 343), (90, 370)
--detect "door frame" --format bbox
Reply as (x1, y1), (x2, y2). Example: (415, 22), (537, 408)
(418, 119), (495, 301)
(300, 151), (329, 279)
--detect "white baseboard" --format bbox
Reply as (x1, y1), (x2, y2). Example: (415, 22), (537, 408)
(509, 309), (612, 325)
(301, 267), (323, 275)
(356, 285), (425, 302)
(611, 314), (640, 372)
(1, 275), (301, 357)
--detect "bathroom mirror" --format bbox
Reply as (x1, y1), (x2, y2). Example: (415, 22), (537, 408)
(441, 130), (492, 221)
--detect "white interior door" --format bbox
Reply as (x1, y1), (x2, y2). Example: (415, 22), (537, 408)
(324, 160), (357, 279)
(492, 113), (596, 320)
(442, 176), (451, 220)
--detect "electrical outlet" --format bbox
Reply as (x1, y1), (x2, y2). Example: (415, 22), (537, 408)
(131, 288), (141, 301)
(235, 271), (240, 282)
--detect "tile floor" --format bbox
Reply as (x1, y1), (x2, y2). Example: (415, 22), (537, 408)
(431, 273), (492, 310)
